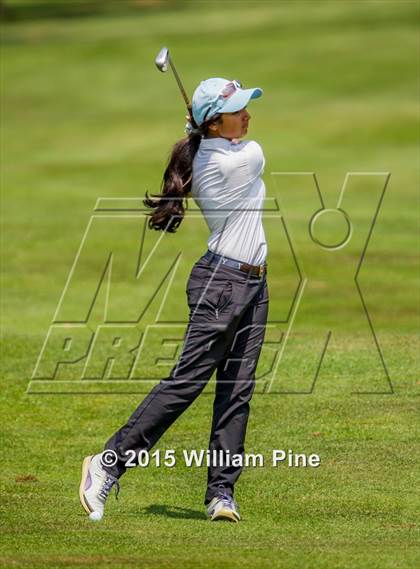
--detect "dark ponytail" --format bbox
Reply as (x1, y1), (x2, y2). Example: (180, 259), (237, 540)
(143, 115), (220, 233)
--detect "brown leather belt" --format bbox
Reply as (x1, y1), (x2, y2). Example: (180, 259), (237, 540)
(204, 250), (267, 278)
(239, 262), (267, 278)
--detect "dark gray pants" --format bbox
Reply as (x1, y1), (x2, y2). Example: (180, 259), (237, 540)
(103, 252), (269, 505)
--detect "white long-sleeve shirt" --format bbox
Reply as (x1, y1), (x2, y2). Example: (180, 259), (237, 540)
(191, 137), (268, 265)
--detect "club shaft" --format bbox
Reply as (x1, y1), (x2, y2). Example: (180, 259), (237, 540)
(168, 56), (191, 108)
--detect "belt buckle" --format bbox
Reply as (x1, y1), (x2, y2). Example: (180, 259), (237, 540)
(258, 265), (264, 277)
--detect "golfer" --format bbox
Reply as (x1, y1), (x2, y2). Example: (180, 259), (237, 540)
(79, 77), (269, 523)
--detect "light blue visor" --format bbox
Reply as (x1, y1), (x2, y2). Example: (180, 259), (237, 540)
(192, 78), (263, 126)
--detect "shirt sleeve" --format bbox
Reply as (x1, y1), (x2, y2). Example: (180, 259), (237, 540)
(245, 140), (265, 178)
(217, 140), (265, 189)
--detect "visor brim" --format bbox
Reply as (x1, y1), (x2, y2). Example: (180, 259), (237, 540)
(219, 87), (263, 113)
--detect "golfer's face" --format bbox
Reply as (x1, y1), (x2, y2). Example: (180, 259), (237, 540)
(218, 107), (250, 139)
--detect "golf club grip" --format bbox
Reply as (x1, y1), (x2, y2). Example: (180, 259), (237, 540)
(187, 104), (198, 128)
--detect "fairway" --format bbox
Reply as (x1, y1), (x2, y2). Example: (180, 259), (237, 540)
(1, 1), (419, 568)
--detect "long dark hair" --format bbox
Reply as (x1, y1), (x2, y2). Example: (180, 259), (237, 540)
(143, 115), (221, 233)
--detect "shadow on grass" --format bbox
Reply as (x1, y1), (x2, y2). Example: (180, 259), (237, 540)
(143, 503), (207, 521)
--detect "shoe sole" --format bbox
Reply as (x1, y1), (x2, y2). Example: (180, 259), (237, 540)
(210, 507), (240, 523)
(79, 455), (94, 515)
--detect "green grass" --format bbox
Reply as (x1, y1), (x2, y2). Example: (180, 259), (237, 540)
(1, 1), (419, 568)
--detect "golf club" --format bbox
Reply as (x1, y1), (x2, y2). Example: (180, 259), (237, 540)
(155, 46), (196, 126)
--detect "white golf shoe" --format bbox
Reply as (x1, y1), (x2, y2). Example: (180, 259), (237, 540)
(79, 453), (120, 521)
(206, 492), (241, 522)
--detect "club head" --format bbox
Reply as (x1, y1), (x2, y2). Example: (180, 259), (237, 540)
(155, 47), (169, 72)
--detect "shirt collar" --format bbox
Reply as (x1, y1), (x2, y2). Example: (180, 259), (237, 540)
(199, 137), (238, 150)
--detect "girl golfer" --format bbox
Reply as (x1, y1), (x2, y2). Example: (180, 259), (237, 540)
(79, 77), (269, 523)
